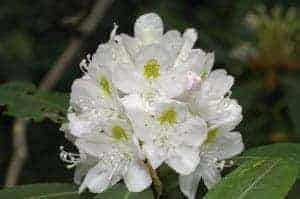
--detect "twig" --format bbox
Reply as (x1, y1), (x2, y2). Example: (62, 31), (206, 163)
(5, 0), (114, 187)
(145, 162), (163, 199)
(5, 118), (28, 187)
(39, 0), (115, 90)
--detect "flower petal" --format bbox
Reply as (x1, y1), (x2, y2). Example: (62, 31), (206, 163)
(205, 130), (244, 160)
(120, 33), (141, 58)
(160, 30), (182, 60)
(143, 143), (165, 169)
(79, 162), (116, 193)
(135, 44), (171, 72)
(68, 113), (94, 137)
(91, 43), (116, 68)
(153, 99), (188, 123)
(123, 160), (152, 192)
(166, 146), (200, 175)
(201, 69), (234, 100)
(134, 13), (163, 45)
(75, 138), (114, 158)
(111, 63), (145, 94)
(208, 98), (243, 131)
(184, 49), (214, 75)
(179, 168), (202, 199)
(160, 71), (188, 98)
(176, 116), (207, 147)
(199, 161), (221, 189)
(74, 156), (98, 185)
(70, 76), (100, 113)
(174, 28), (198, 68)
(199, 163), (221, 189)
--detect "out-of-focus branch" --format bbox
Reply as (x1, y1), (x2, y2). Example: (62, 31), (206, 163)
(39, 0), (115, 90)
(5, 118), (28, 187)
(5, 0), (114, 187)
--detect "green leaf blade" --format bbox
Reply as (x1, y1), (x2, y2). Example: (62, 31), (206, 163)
(205, 158), (298, 199)
(0, 183), (92, 199)
(0, 81), (69, 123)
(205, 143), (300, 199)
(239, 143), (300, 169)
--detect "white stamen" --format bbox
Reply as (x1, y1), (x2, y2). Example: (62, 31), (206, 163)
(59, 146), (85, 169)
(110, 23), (119, 40)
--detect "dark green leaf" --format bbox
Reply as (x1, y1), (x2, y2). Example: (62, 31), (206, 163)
(0, 81), (69, 123)
(238, 143), (300, 167)
(205, 143), (300, 199)
(0, 183), (92, 199)
(93, 183), (154, 199)
(205, 158), (298, 199)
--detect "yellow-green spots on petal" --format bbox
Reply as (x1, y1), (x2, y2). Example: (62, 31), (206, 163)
(205, 128), (218, 144)
(112, 125), (128, 140)
(200, 70), (208, 78)
(158, 108), (177, 125)
(99, 76), (111, 95)
(144, 59), (160, 79)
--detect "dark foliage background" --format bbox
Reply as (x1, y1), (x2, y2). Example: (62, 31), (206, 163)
(0, 0), (299, 197)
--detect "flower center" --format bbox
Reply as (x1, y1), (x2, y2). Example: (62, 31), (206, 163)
(205, 129), (218, 144)
(143, 59), (160, 79)
(158, 108), (177, 125)
(99, 76), (111, 95)
(112, 125), (128, 140)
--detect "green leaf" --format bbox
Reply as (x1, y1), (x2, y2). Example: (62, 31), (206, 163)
(205, 143), (300, 199)
(239, 143), (300, 168)
(0, 183), (93, 199)
(0, 81), (69, 123)
(93, 183), (154, 199)
(205, 158), (298, 199)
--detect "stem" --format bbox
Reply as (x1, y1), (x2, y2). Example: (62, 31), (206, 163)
(145, 162), (163, 199)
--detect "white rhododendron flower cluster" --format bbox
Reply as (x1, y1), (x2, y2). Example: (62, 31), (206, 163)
(60, 13), (244, 198)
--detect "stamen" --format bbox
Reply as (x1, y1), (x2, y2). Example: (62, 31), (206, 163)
(215, 160), (234, 170)
(59, 146), (84, 169)
(110, 23), (119, 40)
(79, 54), (92, 74)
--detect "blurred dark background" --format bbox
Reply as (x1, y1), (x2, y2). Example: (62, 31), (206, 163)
(0, 0), (299, 197)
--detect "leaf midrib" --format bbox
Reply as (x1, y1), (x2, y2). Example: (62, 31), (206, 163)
(237, 158), (281, 199)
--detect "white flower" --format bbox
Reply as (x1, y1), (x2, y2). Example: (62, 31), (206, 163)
(94, 13), (207, 101)
(74, 118), (152, 193)
(187, 69), (242, 131)
(179, 127), (244, 199)
(122, 94), (207, 175)
(61, 12), (244, 197)
(178, 69), (243, 199)
(67, 65), (120, 137)
(61, 64), (152, 193)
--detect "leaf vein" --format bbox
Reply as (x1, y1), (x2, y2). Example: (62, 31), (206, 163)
(237, 159), (281, 199)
